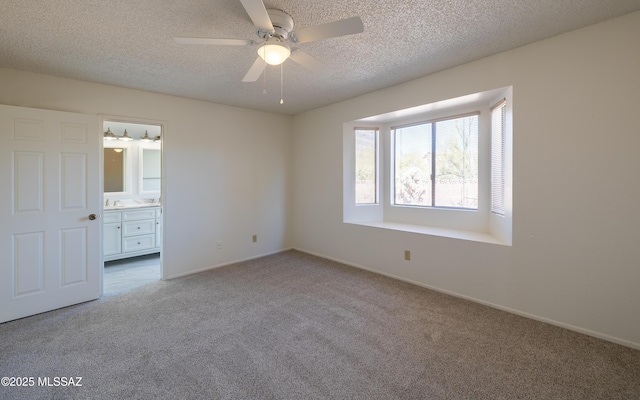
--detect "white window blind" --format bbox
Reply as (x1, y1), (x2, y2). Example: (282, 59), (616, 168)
(491, 99), (507, 215)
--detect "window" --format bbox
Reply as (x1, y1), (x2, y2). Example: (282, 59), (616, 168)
(491, 100), (506, 215)
(355, 128), (378, 204)
(393, 114), (478, 209)
(343, 87), (512, 245)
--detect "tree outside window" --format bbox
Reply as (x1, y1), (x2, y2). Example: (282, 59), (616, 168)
(394, 114), (478, 209)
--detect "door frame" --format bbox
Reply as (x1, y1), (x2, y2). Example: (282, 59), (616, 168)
(99, 114), (166, 288)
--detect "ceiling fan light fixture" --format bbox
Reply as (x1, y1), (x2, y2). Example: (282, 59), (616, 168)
(258, 42), (290, 66)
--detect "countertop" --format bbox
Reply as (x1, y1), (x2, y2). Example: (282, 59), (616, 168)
(104, 203), (161, 211)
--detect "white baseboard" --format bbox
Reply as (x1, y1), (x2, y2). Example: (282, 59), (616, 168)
(294, 247), (640, 351)
(164, 247), (293, 280)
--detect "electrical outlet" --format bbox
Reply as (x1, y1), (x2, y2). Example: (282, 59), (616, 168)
(217, 241), (222, 249)
(252, 235), (257, 243)
(404, 250), (411, 261)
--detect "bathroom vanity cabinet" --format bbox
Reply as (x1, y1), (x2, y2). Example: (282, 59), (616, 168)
(104, 206), (161, 261)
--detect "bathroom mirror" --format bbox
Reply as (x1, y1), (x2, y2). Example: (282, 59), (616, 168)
(103, 120), (160, 196)
(104, 148), (126, 192)
(140, 148), (161, 193)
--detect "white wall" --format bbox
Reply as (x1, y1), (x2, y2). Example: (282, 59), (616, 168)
(0, 69), (293, 279)
(292, 11), (640, 348)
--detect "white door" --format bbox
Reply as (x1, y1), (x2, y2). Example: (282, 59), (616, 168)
(0, 104), (101, 323)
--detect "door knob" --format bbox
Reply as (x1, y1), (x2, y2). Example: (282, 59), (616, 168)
(88, 214), (97, 220)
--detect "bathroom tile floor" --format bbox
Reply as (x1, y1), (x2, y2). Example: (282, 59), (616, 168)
(104, 253), (161, 293)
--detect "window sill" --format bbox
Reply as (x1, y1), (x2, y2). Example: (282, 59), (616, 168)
(344, 220), (509, 246)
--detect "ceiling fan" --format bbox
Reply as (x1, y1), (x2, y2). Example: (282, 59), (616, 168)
(174, 0), (364, 83)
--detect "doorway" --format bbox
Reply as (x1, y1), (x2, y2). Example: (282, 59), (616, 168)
(101, 118), (163, 293)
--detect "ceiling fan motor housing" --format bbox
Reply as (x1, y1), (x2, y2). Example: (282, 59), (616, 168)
(263, 9), (294, 40)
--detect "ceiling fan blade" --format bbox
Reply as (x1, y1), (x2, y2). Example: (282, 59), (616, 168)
(292, 16), (364, 44)
(239, 0), (274, 32)
(289, 50), (330, 74)
(174, 37), (254, 46)
(242, 57), (268, 82)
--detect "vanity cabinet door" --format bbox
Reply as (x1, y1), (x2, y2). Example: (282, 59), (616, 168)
(104, 222), (122, 256)
(155, 208), (162, 248)
(155, 218), (162, 248)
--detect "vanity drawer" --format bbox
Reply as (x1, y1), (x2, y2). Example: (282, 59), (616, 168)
(122, 208), (157, 221)
(122, 219), (155, 237)
(103, 211), (121, 223)
(122, 234), (155, 252)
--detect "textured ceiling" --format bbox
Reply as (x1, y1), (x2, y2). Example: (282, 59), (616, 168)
(2, 1), (639, 115)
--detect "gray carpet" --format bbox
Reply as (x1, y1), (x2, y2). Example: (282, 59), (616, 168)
(1, 250), (639, 399)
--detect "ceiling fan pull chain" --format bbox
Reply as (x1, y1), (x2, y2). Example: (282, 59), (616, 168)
(263, 66), (267, 95)
(280, 63), (284, 104)
(263, 46), (268, 94)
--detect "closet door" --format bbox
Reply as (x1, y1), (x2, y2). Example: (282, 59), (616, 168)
(0, 104), (101, 323)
